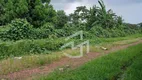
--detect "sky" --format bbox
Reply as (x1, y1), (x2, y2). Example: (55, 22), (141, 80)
(50, 0), (142, 24)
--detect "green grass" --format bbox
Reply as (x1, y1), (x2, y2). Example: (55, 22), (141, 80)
(37, 43), (142, 80)
(123, 52), (142, 80)
(0, 34), (141, 60)
(98, 34), (142, 43)
(0, 34), (141, 75)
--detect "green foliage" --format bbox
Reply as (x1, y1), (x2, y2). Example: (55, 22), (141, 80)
(32, 23), (56, 39)
(124, 53), (142, 80)
(55, 10), (68, 29)
(0, 0), (141, 61)
(0, 0), (141, 41)
(61, 23), (77, 36)
(0, 19), (58, 40)
(0, 38), (64, 60)
(0, 0), (56, 27)
(89, 24), (142, 38)
(0, 19), (33, 41)
(68, 6), (89, 26)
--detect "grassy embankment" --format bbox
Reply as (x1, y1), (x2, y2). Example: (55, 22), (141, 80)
(37, 43), (142, 80)
(0, 34), (141, 75)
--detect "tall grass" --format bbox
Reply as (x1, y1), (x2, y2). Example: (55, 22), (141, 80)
(0, 38), (65, 60)
(123, 53), (142, 80)
(0, 34), (141, 75)
(0, 53), (63, 75)
(0, 34), (141, 60)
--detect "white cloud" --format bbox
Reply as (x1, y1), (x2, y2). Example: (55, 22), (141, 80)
(106, 3), (142, 24)
(64, 2), (80, 14)
(64, 0), (93, 15)
(51, 0), (142, 23)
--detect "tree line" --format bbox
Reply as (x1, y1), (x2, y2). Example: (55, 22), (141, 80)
(0, 0), (141, 41)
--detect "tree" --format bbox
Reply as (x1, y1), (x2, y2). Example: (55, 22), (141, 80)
(87, 5), (99, 29)
(0, 0), (28, 25)
(55, 10), (68, 29)
(68, 6), (89, 30)
(88, 0), (117, 29)
(0, 0), (56, 28)
(0, 0), (5, 25)
(24, 0), (56, 27)
(138, 22), (142, 28)
(74, 6), (89, 23)
(97, 0), (116, 28)
(114, 16), (123, 27)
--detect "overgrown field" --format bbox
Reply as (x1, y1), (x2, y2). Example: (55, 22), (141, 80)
(0, 35), (141, 75)
(0, 34), (141, 60)
(0, 0), (142, 61)
(37, 43), (142, 80)
(0, 0), (142, 79)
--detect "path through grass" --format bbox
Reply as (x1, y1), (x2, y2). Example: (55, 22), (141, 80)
(38, 43), (142, 80)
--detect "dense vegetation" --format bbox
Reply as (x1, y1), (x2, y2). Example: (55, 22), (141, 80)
(0, 38), (65, 59)
(0, 0), (141, 41)
(38, 43), (142, 80)
(0, 0), (142, 59)
(0, 0), (142, 78)
(0, 35), (141, 75)
(124, 52), (142, 80)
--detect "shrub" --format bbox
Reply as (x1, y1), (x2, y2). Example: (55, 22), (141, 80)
(0, 19), (33, 41)
(88, 25), (142, 38)
(0, 21), (58, 41)
(40, 23), (57, 38)
(0, 38), (65, 60)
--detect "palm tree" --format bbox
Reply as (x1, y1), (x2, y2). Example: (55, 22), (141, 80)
(87, 5), (99, 29)
(97, 0), (116, 28)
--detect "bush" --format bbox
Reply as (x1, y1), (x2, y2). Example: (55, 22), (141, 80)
(0, 20), (58, 41)
(62, 23), (78, 36)
(0, 19), (33, 41)
(40, 23), (57, 38)
(88, 25), (142, 38)
(0, 38), (65, 60)
(90, 25), (103, 37)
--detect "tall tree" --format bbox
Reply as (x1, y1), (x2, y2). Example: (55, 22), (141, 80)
(93, 0), (116, 28)
(0, 0), (5, 25)
(24, 0), (56, 27)
(55, 10), (68, 29)
(74, 6), (89, 23)
(69, 6), (89, 26)
(87, 5), (99, 29)
(0, 0), (56, 27)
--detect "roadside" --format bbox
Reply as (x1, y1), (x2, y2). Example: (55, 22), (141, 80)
(0, 39), (142, 80)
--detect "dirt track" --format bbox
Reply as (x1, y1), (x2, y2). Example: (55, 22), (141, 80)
(1, 40), (142, 80)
